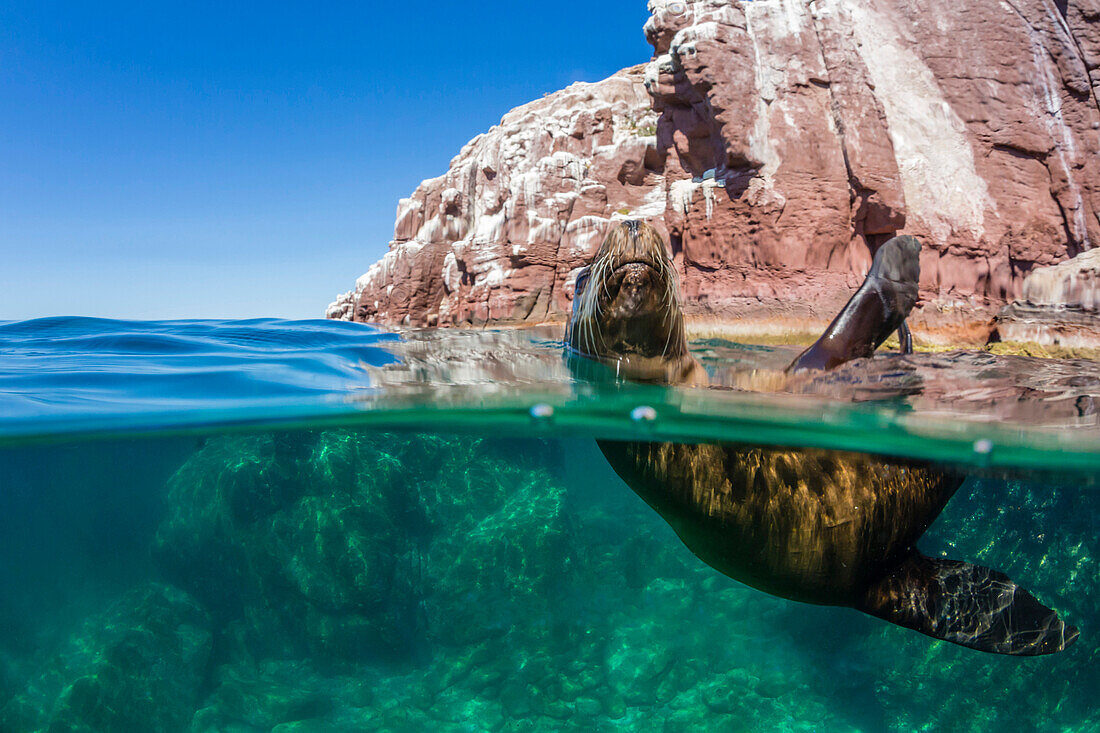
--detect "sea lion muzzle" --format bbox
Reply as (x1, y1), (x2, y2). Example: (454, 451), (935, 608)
(567, 221), (692, 373)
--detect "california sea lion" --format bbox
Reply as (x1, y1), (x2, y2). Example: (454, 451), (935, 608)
(567, 220), (1078, 655)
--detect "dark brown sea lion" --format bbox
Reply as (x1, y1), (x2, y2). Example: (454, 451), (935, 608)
(567, 220), (1078, 655)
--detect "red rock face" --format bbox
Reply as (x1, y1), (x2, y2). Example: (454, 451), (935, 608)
(327, 68), (666, 327)
(329, 0), (1100, 342)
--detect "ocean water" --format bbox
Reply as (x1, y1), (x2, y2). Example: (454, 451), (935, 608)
(0, 317), (1097, 732)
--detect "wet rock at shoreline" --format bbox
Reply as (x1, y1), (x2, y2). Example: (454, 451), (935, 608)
(994, 248), (1100, 347)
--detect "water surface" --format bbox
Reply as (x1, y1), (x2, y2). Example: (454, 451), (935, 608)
(2, 317), (1097, 473)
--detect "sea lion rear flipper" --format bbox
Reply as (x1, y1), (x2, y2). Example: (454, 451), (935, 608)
(858, 553), (1079, 655)
(787, 235), (922, 372)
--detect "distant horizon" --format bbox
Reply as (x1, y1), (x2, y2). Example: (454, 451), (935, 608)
(0, 1), (652, 321)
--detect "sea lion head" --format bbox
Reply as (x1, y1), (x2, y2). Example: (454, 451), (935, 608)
(567, 220), (696, 382)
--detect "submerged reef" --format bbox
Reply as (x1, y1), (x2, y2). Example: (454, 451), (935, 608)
(0, 583), (211, 732)
(153, 432), (573, 664)
(1, 431), (1096, 731)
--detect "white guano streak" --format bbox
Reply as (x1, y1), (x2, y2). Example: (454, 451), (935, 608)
(842, 0), (992, 241)
(1026, 18), (1090, 249)
(743, 3), (782, 187)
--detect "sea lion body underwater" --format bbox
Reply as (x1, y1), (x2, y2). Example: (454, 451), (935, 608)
(567, 220), (1078, 655)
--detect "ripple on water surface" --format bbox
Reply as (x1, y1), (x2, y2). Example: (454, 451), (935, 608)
(0, 318), (1097, 473)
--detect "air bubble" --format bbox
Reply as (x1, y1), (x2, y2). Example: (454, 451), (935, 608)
(973, 439), (993, 455)
(631, 405), (658, 422)
(529, 404), (554, 420)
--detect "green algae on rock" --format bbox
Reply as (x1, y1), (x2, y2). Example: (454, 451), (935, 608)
(153, 432), (576, 664)
(0, 583), (211, 733)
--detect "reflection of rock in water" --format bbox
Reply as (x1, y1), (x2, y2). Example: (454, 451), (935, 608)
(365, 329), (1100, 439)
(700, 341), (1100, 428)
(357, 327), (573, 405)
(1, 432), (1096, 731)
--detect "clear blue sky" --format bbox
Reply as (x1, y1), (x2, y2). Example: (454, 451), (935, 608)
(0, 1), (653, 320)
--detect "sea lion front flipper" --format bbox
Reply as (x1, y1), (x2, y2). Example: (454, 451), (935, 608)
(787, 235), (922, 372)
(858, 553), (1079, 655)
(897, 320), (913, 354)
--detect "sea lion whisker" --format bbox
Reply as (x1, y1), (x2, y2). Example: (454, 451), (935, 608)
(595, 313), (610, 351)
(593, 317), (608, 351)
(661, 317), (675, 359)
(662, 268), (675, 309)
(579, 312), (592, 353)
(600, 260), (612, 300)
(585, 313), (605, 355)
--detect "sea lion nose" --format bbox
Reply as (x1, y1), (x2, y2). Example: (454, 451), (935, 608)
(622, 264), (649, 288)
(619, 265), (651, 308)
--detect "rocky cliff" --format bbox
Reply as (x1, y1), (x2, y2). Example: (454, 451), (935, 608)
(328, 0), (1100, 342)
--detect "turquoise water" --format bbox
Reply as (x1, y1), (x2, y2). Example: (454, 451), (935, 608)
(0, 318), (1097, 731)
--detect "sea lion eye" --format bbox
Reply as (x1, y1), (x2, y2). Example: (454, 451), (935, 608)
(573, 267), (591, 299)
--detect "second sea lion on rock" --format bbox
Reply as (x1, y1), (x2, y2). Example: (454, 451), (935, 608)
(567, 220), (1078, 655)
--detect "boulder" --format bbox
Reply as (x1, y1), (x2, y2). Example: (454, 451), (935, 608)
(152, 432), (574, 662)
(0, 584), (212, 733)
(994, 247), (1100, 345)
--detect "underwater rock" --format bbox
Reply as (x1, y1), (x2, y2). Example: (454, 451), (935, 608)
(329, 0), (1100, 343)
(0, 583), (211, 733)
(154, 432), (427, 662)
(154, 431), (575, 662)
(113, 431), (1097, 730)
(189, 660), (337, 732)
(994, 247), (1100, 347)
